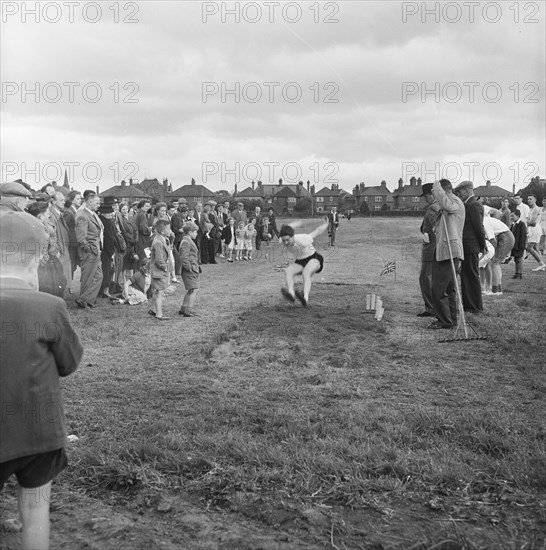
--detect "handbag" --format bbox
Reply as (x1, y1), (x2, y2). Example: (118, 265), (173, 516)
(38, 257), (67, 297)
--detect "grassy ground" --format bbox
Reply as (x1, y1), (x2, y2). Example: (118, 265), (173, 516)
(2, 217), (545, 549)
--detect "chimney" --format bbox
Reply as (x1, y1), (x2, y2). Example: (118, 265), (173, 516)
(311, 184), (315, 195)
(121, 180), (126, 187)
(380, 180), (386, 188)
(163, 178), (168, 188)
(191, 178), (196, 186)
(96, 185), (99, 195)
(360, 182), (365, 191)
(279, 178), (283, 186)
(410, 177), (416, 186)
(307, 180), (310, 192)
(398, 178), (403, 190)
(252, 180), (255, 190)
(486, 180), (491, 187)
(512, 183), (515, 194)
(417, 177), (422, 185)
(129, 178), (133, 185)
(63, 170), (69, 189)
(234, 184), (238, 194)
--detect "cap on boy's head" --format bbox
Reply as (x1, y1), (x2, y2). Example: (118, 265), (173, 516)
(0, 211), (48, 267)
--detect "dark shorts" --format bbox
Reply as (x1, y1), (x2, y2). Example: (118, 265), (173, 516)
(181, 269), (199, 290)
(295, 252), (324, 274)
(0, 448), (67, 489)
(152, 275), (169, 291)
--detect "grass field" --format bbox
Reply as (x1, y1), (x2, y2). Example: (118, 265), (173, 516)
(2, 217), (545, 549)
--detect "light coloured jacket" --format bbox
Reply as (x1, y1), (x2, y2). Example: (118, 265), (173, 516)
(431, 181), (465, 262)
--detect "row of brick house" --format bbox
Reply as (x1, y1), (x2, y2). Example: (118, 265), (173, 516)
(99, 177), (517, 214)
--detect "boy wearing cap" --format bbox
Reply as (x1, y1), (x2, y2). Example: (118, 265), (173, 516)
(0, 211), (83, 549)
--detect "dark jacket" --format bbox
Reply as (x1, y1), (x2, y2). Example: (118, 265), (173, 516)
(511, 220), (527, 258)
(462, 196), (486, 253)
(0, 280), (82, 462)
(99, 214), (117, 257)
(222, 224), (237, 246)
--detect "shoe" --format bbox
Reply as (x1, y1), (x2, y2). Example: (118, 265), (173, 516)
(227, 258), (234, 262)
(426, 321), (452, 330)
(483, 290), (493, 295)
(491, 291), (503, 296)
(148, 310), (157, 317)
(75, 298), (89, 309)
(511, 274), (519, 279)
(501, 257), (512, 264)
(295, 290), (308, 307)
(171, 279), (181, 284)
(518, 274), (523, 279)
(155, 315), (172, 321)
(183, 311), (198, 317)
(210, 261), (217, 264)
(281, 288), (296, 303)
(220, 255), (225, 258)
(532, 264), (546, 271)
(86, 301), (98, 309)
(416, 311), (435, 317)
(178, 309), (185, 315)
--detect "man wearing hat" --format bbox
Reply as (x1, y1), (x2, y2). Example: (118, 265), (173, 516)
(202, 201), (218, 264)
(231, 202), (248, 228)
(454, 181), (486, 313)
(0, 181), (32, 212)
(75, 193), (104, 308)
(417, 183), (440, 318)
(0, 210), (82, 550)
(429, 179), (465, 329)
(98, 198), (120, 298)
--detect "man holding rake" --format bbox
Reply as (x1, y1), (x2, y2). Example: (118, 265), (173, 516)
(428, 179), (465, 329)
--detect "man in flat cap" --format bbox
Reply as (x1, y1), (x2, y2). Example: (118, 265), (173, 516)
(454, 181), (486, 313)
(0, 181), (32, 212)
(428, 179), (465, 329)
(417, 183), (440, 318)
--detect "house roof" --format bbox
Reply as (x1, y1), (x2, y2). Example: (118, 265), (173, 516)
(234, 187), (262, 198)
(473, 185), (513, 197)
(100, 185), (151, 199)
(170, 184), (217, 197)
(315, 186), (340, 197)
(274, 186), (298, 198)
(398, 184), (423, 196)
(361, 185), (393, 196)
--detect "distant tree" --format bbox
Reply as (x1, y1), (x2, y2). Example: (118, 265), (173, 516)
(359, 201), (370, 214)
(295, 197), (311, 215)
(381, 203), (390, 211)
(519, 176), (545, 202)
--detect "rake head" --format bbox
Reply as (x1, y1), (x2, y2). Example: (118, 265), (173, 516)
(439, 336), (488, 343)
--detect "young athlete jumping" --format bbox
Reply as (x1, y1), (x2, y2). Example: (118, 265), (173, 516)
(279, 219), (328, 306)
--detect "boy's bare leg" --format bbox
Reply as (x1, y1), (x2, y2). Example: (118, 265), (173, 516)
(302, 259), (320, 301)
(155, 290), (164, 317)
(18, 482), (51, 550)
(284, 264), (303, 297)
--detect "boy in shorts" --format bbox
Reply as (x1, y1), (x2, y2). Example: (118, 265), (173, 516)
(279, 219), (329, 306)
(0, 211), (83, 550)
(149, 219), (171, 320)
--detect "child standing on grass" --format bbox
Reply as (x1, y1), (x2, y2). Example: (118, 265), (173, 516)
(222, 217), (237, 262)
(149, 219), (171, 320)
(244, 218), (257, 260)
(1, 211), (83, 550)
(179, 222), (200, 317)
(510, 210), (527, 280)
(260, 217), (272, 259)
(235, 221), (246, 261)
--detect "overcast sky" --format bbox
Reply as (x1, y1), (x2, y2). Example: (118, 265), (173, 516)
(1, 1), (545, 194)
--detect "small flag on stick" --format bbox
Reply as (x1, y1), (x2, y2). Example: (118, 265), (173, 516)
(380, 259), (396, 278)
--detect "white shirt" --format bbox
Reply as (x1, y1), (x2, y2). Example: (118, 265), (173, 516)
(483, 216), (510, 239)
(285, 234), (316, 260)
(515, 202), (530, 224)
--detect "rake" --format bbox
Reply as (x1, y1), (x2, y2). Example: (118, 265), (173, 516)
(438, 213), (487, 343)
